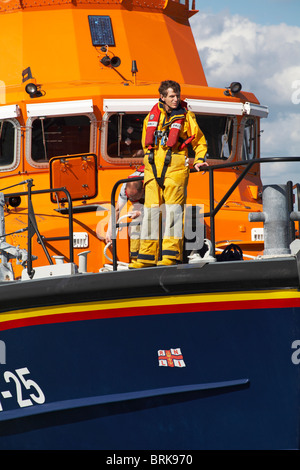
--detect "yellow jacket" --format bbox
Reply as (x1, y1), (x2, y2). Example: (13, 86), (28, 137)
(142, 107), (207, 185)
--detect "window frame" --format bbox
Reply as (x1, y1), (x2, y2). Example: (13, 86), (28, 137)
(238, 116), (258, 161)
(0, 118), (21, 172)
(101, 98), (268, 167)
(192, 113), (238, 164)
(102, 111), (238, 166)
(25, 113), (97, 169)
(101, 111), (146, 166)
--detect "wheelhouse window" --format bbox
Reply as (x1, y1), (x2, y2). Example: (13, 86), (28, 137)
(242, 118), (257, 160)
(106, 113), (145, 159)
(188, 115), (235, 160)
(30, 115), (91, 163)
(0, 119), (19, 170)
(102, 111), (236, 165)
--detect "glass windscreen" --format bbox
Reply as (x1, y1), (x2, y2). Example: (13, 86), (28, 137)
(106, 113), (235, 161)
(189, 115), (234, 160)
(107, 113), (145, 158)
(242, 118), (257, 160)
(31, 115), (91, 162)
(0, 120), (15, 167)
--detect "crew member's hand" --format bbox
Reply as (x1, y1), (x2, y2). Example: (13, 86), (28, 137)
(128, 210), (141, 219)
(194, 161), (209, 173)
(105, 231), (112, 244)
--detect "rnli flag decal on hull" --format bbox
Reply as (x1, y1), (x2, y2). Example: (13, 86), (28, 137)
(158, 348), (186, 367)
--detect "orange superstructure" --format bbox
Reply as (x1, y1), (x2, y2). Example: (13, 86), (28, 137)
(0, 0), (268, 276)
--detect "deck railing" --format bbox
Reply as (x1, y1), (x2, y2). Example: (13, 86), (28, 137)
(2, 180), (73, 279)
(2, 157), (300, 275)
(111, 156), (300, 270)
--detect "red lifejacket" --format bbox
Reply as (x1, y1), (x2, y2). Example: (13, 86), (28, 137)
(145, 100), (187, 148)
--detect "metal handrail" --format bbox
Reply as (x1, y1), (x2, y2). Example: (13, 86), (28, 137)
(110, 157), (300, 269)
(199, 156), (300, 255)
(110, 176), (143, 271)
(4, 181), (73, 278)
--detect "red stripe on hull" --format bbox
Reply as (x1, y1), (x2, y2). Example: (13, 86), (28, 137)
(1, 296), (299, 331)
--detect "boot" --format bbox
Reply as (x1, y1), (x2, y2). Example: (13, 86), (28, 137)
(128, 260), (155, 269)
(157, 258), (177, 266)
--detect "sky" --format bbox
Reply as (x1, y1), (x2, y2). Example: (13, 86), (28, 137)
(190, 0), (300, 185)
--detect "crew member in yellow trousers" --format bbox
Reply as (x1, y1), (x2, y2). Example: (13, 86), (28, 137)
(129, 80), (209, 268)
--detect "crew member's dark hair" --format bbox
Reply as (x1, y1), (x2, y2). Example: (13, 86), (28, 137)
(158, 80), (181, 97)
(126, 180), (144, 192)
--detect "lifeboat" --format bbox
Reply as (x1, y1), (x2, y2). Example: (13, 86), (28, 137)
(0, 0), (270, 275)
(0, 0), (299, 451)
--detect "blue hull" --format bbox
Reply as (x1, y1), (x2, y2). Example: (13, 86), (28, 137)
(0, 292), (299, 449)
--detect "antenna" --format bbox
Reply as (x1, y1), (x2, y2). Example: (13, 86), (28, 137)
(131, 60), (138, 85)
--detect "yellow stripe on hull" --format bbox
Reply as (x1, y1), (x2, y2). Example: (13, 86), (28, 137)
(1, 289), (300, 325)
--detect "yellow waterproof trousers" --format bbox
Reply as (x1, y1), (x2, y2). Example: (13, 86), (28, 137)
(129, 224), (141, 261)
(137, 174), (188, 265)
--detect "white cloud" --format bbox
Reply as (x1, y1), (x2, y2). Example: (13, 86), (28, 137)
(190, 12), (300, 185)
(191, 13), (300, 103)
(265, 67), (300, 106)
(261, 113), (300, 155)
(260, 112), (300, 184)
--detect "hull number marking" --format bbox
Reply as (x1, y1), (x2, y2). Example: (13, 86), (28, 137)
(0, 367), (45, 411)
